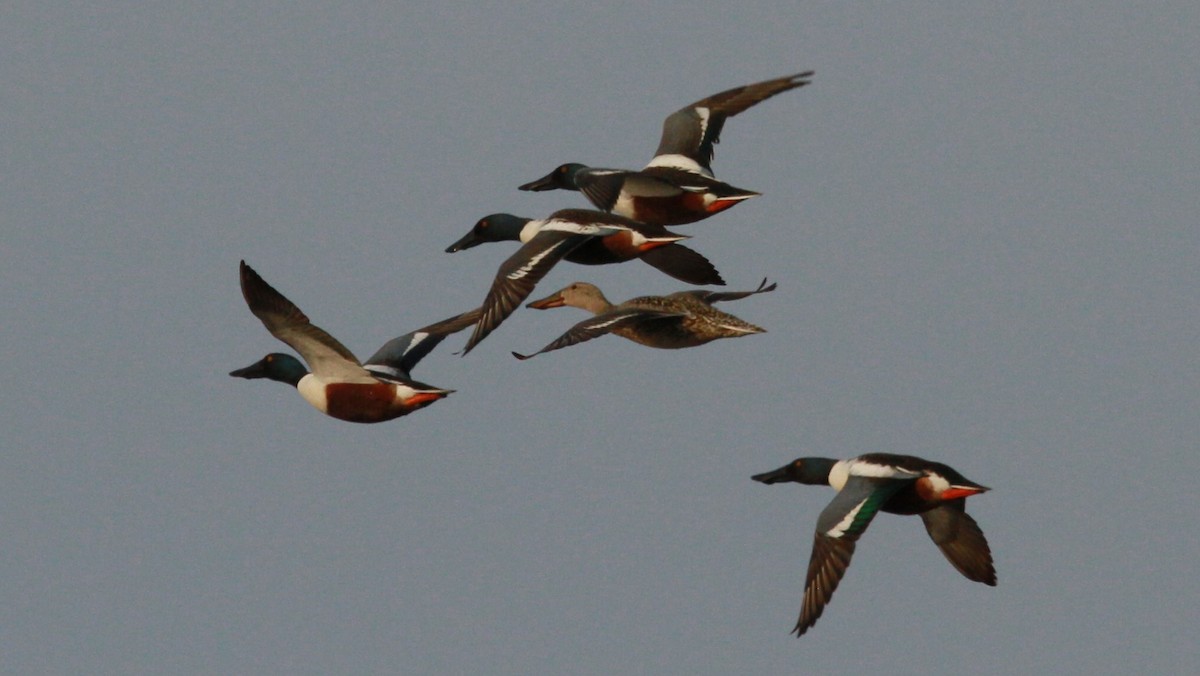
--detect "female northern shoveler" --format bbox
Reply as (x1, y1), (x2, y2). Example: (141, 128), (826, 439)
(230, 261), (479, 423)
(518, 71), (813, 225)
(512, 279), (775, 359)
(752, 453), (996, 637)
(445, 209), (724, 355)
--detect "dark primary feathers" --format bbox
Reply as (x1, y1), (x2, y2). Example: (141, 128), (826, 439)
(517, 71), (813, 225)
(796, 476), (910, 636)
(447, 209), (723, 356)
(461, 230), (595, 355)
(235, 260), (477, 386)
(238, 260), (367, 380)
(513, 279), (774, 359)
(657, 70), (814, 172)
(919, 502), (997, 586)
(635, 243), (724, 286)
(752, 454), (995, 637)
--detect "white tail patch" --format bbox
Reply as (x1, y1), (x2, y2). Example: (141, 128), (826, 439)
(711, 317), (763, 334)
(394, 383), (432, 398)
(924, 472), (952, 494)
(707, 193), (757, 203)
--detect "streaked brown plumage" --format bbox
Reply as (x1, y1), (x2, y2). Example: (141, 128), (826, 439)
(513, 279), (774, 359)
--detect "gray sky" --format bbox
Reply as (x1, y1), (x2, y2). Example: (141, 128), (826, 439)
(3, 2), (1198, 674)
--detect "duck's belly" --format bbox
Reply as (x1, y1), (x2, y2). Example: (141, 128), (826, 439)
(566, 237), (634, 265)
(298, 376), (411, 424)
(615, 321), (711, 349)
(882, 481), (941, 515)
(626, 195), (706, 226)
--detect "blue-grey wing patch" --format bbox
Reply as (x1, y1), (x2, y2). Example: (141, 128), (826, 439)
(365, 307), (482, 378)
(794, 476), (911, 636)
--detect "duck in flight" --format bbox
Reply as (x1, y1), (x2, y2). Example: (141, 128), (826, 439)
(752, 453), (996, 637)
(518, 70), (814, 225)
(230, 261), (478, 423)
(512, 278), (774, 359)
(445, 209), (724, 355)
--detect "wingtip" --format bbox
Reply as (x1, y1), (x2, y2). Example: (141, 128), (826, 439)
(238, 260), (260, 283)
(791, 70), (816, 85)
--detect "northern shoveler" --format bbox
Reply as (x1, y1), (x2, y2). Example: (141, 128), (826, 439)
(230, 261), (479, 423)
(512, 278), (775, 359)
(518, 71), (813, 225)
(445, 209), (725, 355)
(752, 453), (996, 637)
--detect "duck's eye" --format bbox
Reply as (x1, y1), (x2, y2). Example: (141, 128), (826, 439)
(558, 165), (569, 174)
(478, 219), (489, 230)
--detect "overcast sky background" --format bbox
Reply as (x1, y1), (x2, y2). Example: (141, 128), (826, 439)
(3, 2), (1198, 674)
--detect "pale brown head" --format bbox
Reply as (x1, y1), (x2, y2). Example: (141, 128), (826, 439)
(525, 282), (612, 314)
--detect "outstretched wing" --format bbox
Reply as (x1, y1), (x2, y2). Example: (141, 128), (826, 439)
(238, 261), (370, 381)
(679, 278), (776, 304)
(512, 308), (684, 360)
(920, 501), (997, 586)
(573, 169), (636, 212)
(364, 307), (482, 381)
(637, 243), (725, 286)
(461, 232), (593, 355)
(653, 71), (814, 173)
(795, 475), (909, 636)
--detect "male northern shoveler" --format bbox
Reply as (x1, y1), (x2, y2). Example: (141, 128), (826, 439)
(230, 261), (479, 423)
(512, 279), (775, 359)
(752, 453), (996, 637)
(518, 71), (813, 225)
(445, 209), (725, 355)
